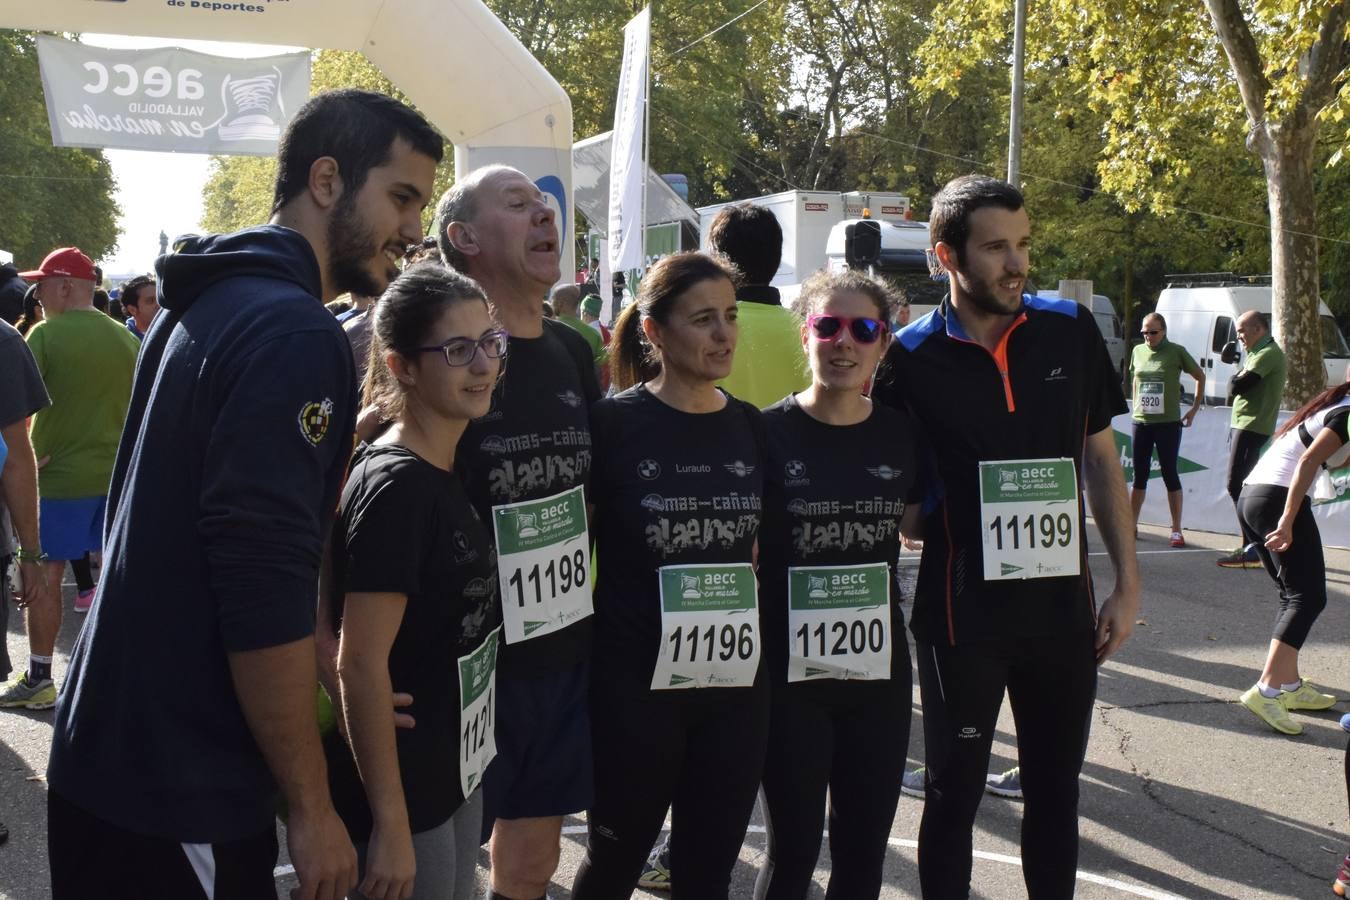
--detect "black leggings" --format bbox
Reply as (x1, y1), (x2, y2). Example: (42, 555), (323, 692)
(754, 674), (911, 900)
(571, 684), (769, 900)
(915, 633), (1097, 900)
(1238, 485), (1328, 649)
(70, 553), (94, 592)
(1131, 421), (1182, 491)
(1228, 429), (1269, 504)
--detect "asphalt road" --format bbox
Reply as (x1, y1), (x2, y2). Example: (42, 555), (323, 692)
(2, 521), (1346, 899)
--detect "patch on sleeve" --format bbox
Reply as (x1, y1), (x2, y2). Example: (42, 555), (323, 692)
(298, 398), (334, 446)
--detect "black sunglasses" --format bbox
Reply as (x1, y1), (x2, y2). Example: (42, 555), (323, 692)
(807, 315), (886, 343)
(1140, 330), (1161, 336)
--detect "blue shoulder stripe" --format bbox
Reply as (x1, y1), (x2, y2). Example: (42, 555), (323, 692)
(1022, 293), (1079, 318)
(897, 307), (945, 351)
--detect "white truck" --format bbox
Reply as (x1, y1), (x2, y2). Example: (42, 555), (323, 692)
(697, 190), (913, 291)
(1153, 275), (1350, 404)
(822, 217), (946, 316)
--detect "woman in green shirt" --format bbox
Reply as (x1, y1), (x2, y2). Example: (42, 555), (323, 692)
(1130, 313), (1205, 547)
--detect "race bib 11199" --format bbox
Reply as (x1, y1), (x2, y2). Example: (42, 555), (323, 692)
(978, 458), (1081, 581)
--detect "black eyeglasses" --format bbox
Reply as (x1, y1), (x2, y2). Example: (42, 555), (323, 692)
(1140, 330), (1161, 336)
(413, 330), (509, 366)
(807, 315), (886, 343)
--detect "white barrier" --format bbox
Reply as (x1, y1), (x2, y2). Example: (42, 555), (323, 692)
(1112, 405), (1350, 548)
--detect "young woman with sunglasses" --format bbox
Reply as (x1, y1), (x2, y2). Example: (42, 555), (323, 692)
(753, 270), (923, 900)
(571, 253), (768, 900)
(1129, 312), (1204, 547)
(324, 262), (507, 900)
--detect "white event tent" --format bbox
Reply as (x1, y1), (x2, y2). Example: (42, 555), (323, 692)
(4, 0), (577, 274)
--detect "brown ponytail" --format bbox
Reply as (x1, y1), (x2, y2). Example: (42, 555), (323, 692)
(610, 300), (658, 391)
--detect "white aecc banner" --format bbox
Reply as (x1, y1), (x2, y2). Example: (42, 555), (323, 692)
(36, 35), (310, 156)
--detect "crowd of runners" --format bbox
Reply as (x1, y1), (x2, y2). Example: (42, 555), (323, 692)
(0, 87), (1346, 900)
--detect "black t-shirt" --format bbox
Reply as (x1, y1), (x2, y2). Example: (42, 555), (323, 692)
(325, 444), (501, 841)
(590, 384), (765, 697)
(456, 318), (600, 674)
(759, 395), (921, 698)
(873, 296), (1127, 645)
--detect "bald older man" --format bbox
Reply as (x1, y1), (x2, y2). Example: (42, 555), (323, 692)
(1218, 310), (1287, 568)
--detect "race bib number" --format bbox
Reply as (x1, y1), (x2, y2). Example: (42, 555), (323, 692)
(787, 562), (891, 682)
(652, 563), (760, 690)
(457, 627), (501, 798)
(493, 486), (594, 644)
(979, 458), (1081, 581)
(1137, 380), (1164, 416)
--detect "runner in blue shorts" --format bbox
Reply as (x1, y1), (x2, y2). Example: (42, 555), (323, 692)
(2, 246), (137, 711)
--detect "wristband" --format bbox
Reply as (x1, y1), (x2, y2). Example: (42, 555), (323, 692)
(15, 549), (48, 564)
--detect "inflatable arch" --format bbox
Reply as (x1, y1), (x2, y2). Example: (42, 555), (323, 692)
(4, 0), (576, 274)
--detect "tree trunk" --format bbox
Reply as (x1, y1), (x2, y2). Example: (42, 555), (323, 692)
(1122, 253), (1135, 347)
(1262, 125), (1325, 406)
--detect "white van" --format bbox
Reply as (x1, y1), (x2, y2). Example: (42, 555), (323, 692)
(1153, 275), (1350, 404)
(1036, 291), (1126, 381)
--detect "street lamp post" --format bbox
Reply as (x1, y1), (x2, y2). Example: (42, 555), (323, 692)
(1008, 0), (1027, 185)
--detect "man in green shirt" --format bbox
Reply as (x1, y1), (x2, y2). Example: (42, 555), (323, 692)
(552, 284), (605, 379)
(1218, 310), (1287, 568)
(0, 247), (138, 710)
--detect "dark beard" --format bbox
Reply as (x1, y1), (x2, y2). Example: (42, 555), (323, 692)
(956, 270), (1022, 317)
(326, 193), (387, 299)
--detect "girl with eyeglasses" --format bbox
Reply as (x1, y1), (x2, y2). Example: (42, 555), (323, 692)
(753, 270), (923, 900)
(1129, 312), (1204, 547)
(571, 252), (768, 900)
(324, 261), (506, 900)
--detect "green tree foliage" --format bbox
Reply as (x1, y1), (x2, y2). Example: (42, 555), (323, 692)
(916, 0), (1350, 403)
(192, 0), (1350, 393)
(0, 32), (119, 269)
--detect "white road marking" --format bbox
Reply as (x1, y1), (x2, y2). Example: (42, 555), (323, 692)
(1091, 548), (1217, 555)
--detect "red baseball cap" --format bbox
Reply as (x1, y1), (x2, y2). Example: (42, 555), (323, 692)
(19, 247), (96, 282)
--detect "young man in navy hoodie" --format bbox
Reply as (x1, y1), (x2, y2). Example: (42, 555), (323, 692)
(47, 89), (442, 900)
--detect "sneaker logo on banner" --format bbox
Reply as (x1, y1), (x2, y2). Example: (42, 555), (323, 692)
(297, 398), (334, 446)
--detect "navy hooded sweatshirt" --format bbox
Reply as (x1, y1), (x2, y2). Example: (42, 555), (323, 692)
(49, 225), (357, 843)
